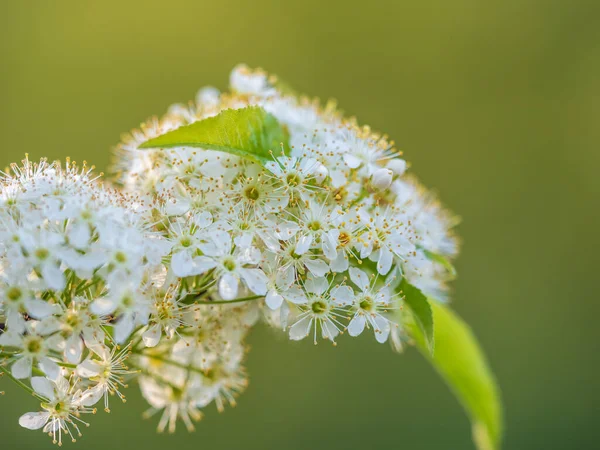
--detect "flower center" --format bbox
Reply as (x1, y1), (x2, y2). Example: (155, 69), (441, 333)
(338, 231), (351, 247)
(244, 185), (261, 201)
(223, 258), (237, 271)
(35, 248), (49, 261)
(286, 172), (302, 187)
(6, 286), (23, 302)
(308, 221), (321, 231)
(65, 312), (81, 329)
(122, 294), (134, 307)
(25, 337), (43, 354)
(114, 251), (128, 263)
(359, 296), (374, 312)
(179, 236), (192, 248)
(311, 301), (327, 314)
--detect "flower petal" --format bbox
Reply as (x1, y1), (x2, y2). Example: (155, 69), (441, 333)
(265, 290), (284, 310)
(347, 315), (366, 337)
(142, 324), (162, 348)
(19, 412), (50, 430)
(31, 377), (55, 400)
(239, 268), (268, 296)
(331, 285), (354, 306)
(12, 356), (32, 379)
(289, 316), (312, 341)
(219, 273), (239, 300)
(349, 267), (370, 292)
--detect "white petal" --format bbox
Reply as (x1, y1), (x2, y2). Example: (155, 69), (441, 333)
(31, 377), (55, 400)
(41, 264), (65, 291)
(171, 251), (194, 277)
(0, 331), (22, 347)
(76, 359), (103, 378)
(373, 316), (391, 343)
(114, 315), (134, 343)
(275, 221), (299, 240)
(12, 356), (32, 379)
(35, 316), (61, 335)
(321, 232), (338, 260)
(239, 268), (268, 296)
(219, 273), (239, 300)
(321, 320), (340, 341)
(64, 335), (84, 364)
(24, 299), (56, 319)
(284, 288), (308, 305)
(329, 169), (347, 188)
(331, 285), (354, 306)
(69, 222), (91, 249)
(305, 276), (327, 295)
(190, 256), (219, 275)
(330, 252), (349, 273)
(234, 232), (253, 248)
(377, 248), (393, 275)
(276, 267), (295, 289)
(295, 235), (313, 255)
(193, 211), (213, 229)
(79, 385), (104, 407)
(258, 230), (281, 252)
(304, 259), (329, 277)
(349, 267), (370, 292)
(39, 358), (60, 380)
(289, 316), (312, 341)
(279, 301), (290, 329)
(265, 290), (283, 310)
(347, 315), (366, 337)
(19, 412), (50, 430)
(142, 324), (162, 348)
(90, 296), (118, 316)
(343, 153), (361, 169)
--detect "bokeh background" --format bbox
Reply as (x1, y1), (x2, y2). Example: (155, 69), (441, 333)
(1, 1), (598, 449)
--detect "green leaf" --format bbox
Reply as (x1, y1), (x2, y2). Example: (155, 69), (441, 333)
(423, 249), (457, 279)
(139, 106), (291, 164)
(408, 301), (503, 450)
(400, 279), (435, 354)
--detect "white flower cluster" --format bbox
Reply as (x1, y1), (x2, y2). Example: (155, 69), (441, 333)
(0, 65), (458, 443)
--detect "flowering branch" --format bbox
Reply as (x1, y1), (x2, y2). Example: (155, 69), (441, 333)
(0, 64), (501, 449)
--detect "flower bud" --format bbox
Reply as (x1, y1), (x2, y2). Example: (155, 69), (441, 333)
(371, 168), (394, 190)
(386, 159), (407, 176)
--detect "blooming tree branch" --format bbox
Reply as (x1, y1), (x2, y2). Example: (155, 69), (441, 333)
(0, 65), (501, 449)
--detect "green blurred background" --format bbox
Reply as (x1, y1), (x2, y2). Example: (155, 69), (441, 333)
(1, 1), (598, 448)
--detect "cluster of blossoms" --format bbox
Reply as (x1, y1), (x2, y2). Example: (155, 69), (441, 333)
(0, 65), (458, 444)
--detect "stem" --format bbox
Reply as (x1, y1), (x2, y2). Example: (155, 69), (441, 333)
(0, 364), (45, 401)
(186, 294), (264, 305)
(131, 351), (206, 376)
(126, 361), (182, 391)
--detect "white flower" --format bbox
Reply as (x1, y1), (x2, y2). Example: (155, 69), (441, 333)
(288, 277), (348, 344)
(76, 343), (135, 412)
(180, 231), (268, 300)
(230, 64), (275, 97)
(346, 268), (398, 343)
(139, 376), (204, 433)
(0, 281), (56, 334)
(143, 287), (190, 347)
(371, 168), (393, 190)
(265, 156), (326, 201)
(361, 208), (416, 275)
(279, 238), (330, 281)
(19, 376), (95, 445)
(0, 322), (61, 379)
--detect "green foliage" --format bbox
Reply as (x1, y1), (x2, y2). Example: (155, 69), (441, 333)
(423, 249), (457, 279)
(400, 279), (435, 354)
(139, 106), (291, 164)
(408, 301), (503, 450)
